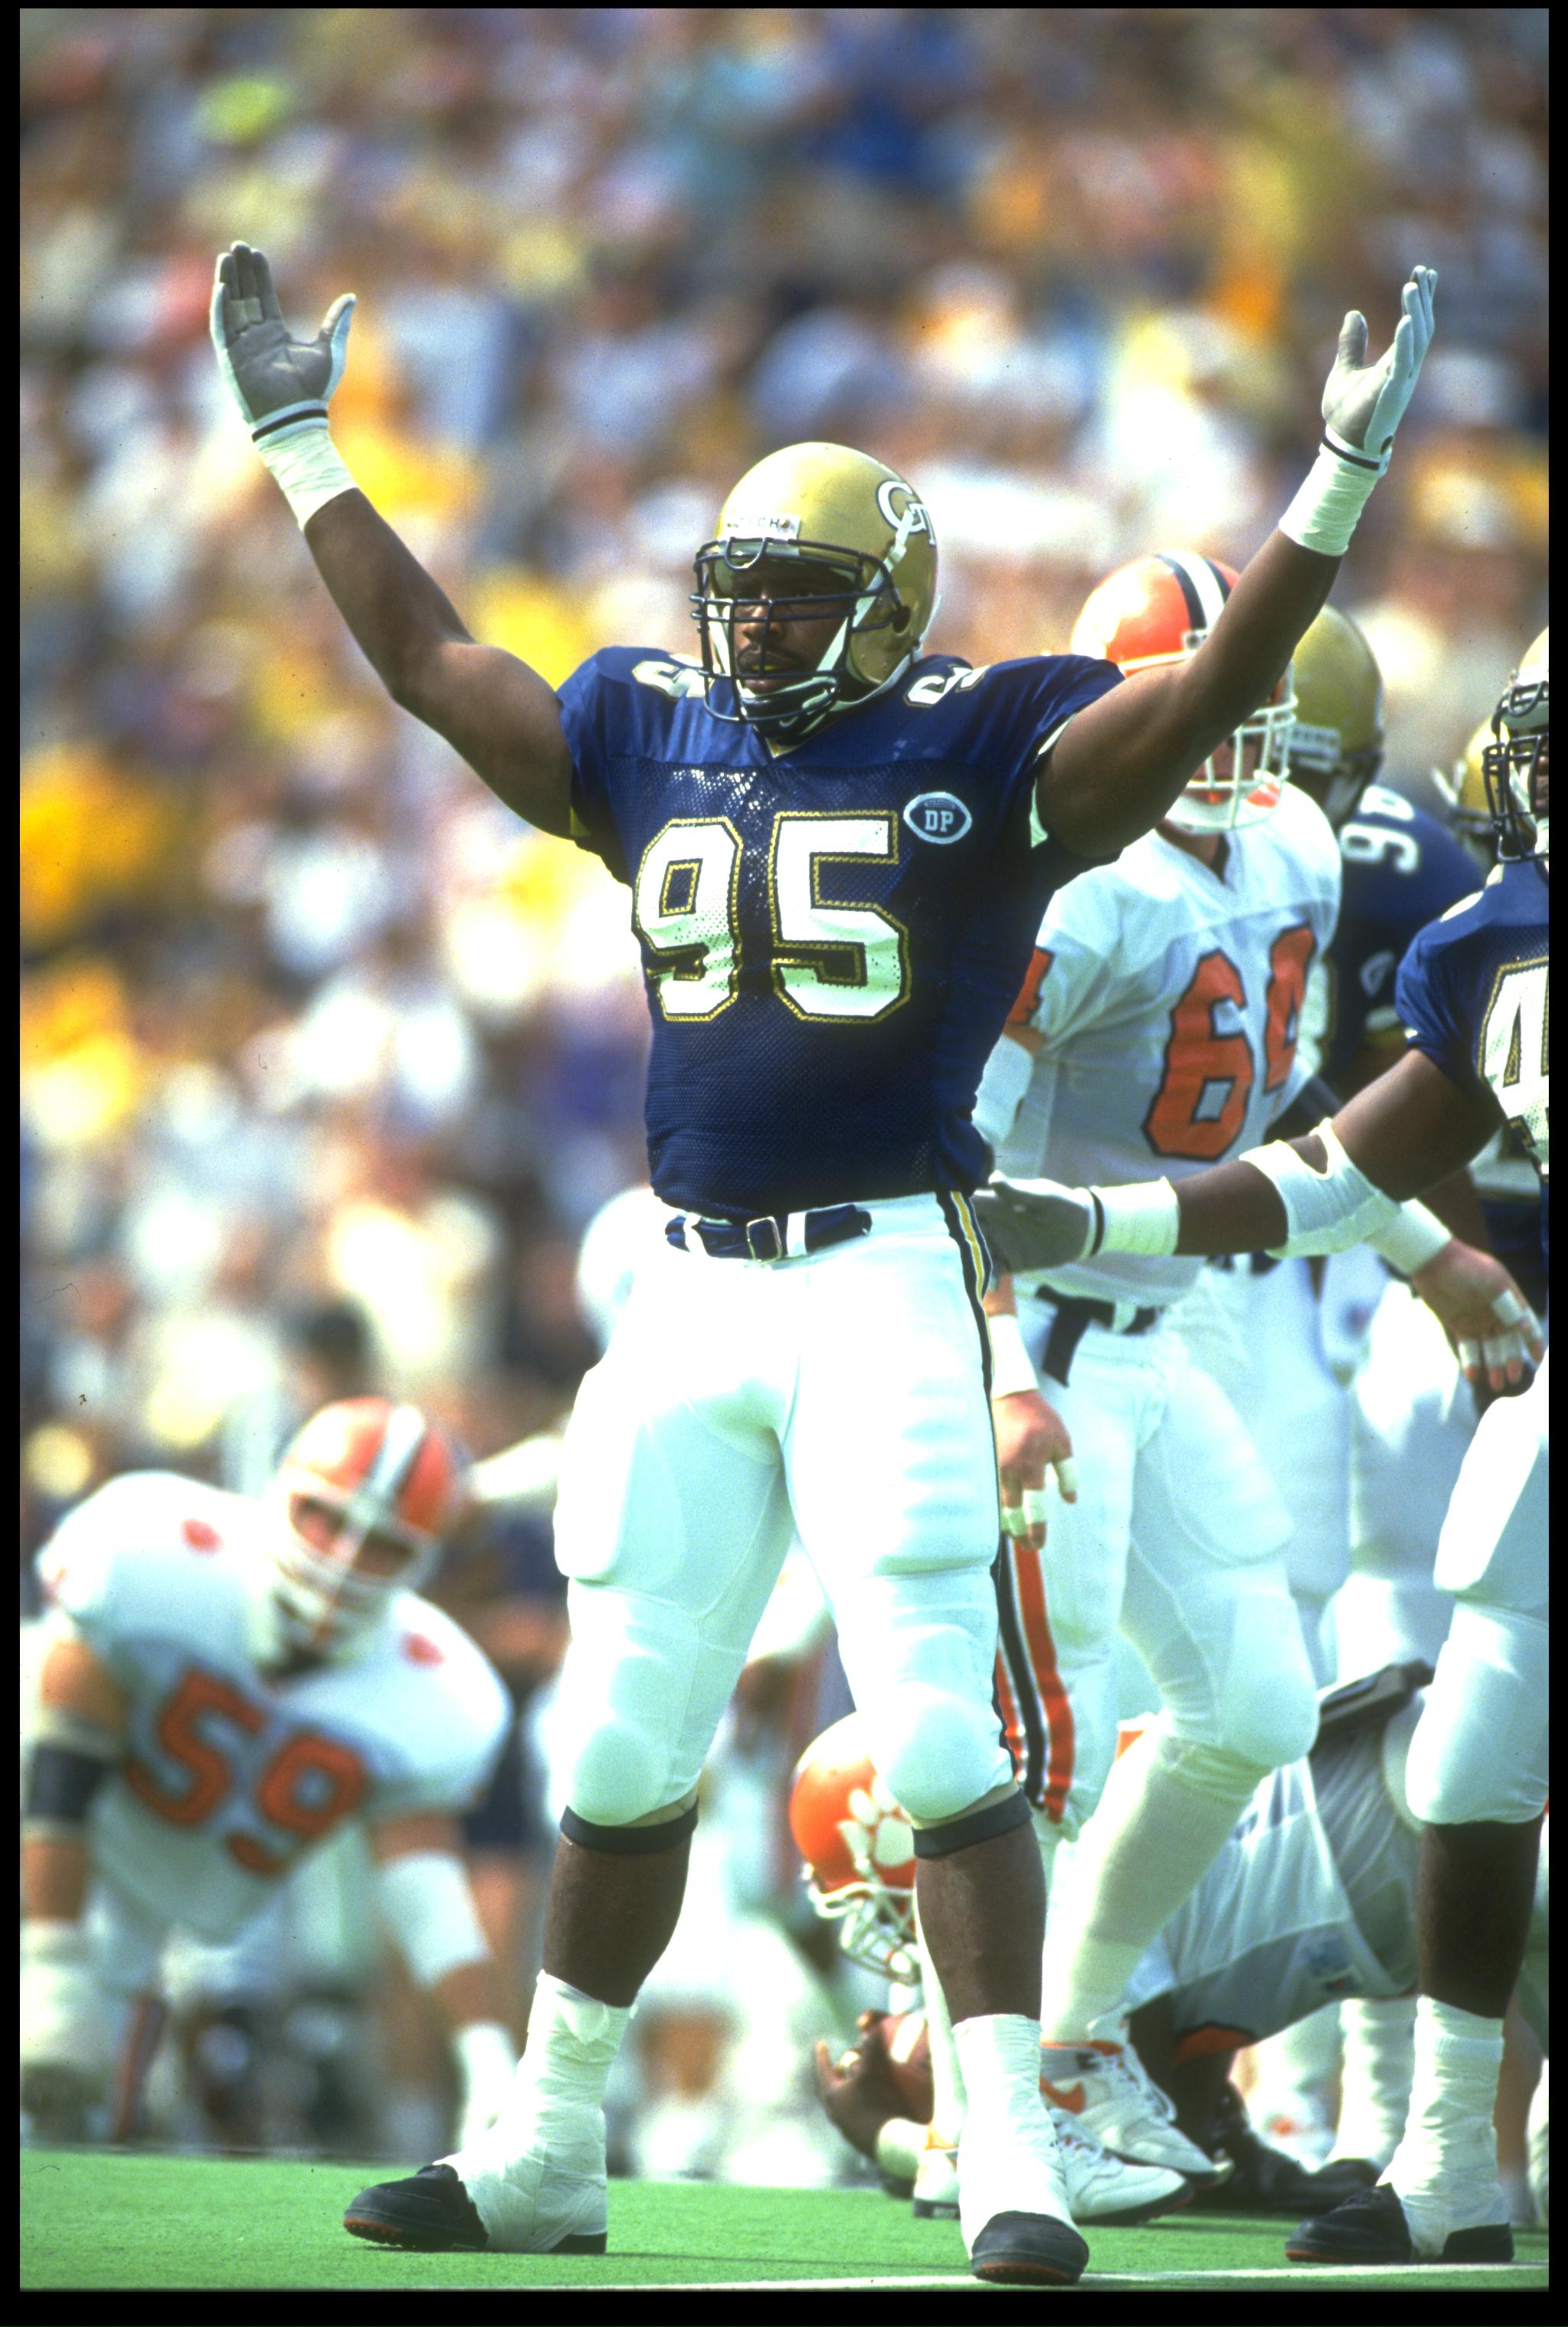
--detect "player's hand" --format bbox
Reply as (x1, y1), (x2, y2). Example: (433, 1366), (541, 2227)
(1409, 1239), (1544, 1393)
(994, 1388), (1077, 1550)
(20, 1922), (110, 2125)
(211, 241), (355, 440)
(1320, 266), (1436, 461)
(813, 2013), (909, 2161)
(973, 1172), (1098, 1277)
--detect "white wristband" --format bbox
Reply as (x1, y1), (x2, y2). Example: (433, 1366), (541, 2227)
(1366, 1201), (1452, 1275)
(1088, 1179), (1181, 1258)
(375, 1850), (489, 1988)
(987, 1309), (1039, 1399)
(1278, 431), (1387, 559)
(451, 2018), (516, 2091)
(876, 2116), (927, 2184)
(257, 420), (358, 530)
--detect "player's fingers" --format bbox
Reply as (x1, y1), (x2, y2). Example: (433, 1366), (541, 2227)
(1456, 1336), (1483, 1381)
(1053, 1456), (1079, 1504)
(1337, 310), (1367, 369)
(1021, 1485), (1049, 1549)
(812, 2038), (844, 2093)
(1000, 1506), (1028, 1540)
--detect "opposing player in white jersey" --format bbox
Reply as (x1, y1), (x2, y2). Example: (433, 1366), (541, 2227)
(21, 1398), (517, 2152)
(975, 631), (1547, 2264)
(962, 553), (1534, 2197)
(804, 1675), (1549, 2210)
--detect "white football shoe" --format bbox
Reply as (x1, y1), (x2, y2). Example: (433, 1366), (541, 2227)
(912, 2125), (960, 2218)
(1039, 2038), (1227, 2184)
(1049, 2104), (1192, 2224)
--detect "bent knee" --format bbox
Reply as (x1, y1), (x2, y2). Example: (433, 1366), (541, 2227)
(866, 1689), (1013, 1827)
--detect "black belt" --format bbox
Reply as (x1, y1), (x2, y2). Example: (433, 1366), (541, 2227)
(666, 1204), (872, 1262)
(1036, 1291), (1160, 1387)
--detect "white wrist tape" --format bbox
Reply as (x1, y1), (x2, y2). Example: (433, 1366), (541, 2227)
(876, 2116), (927, 2184)
(257, 419), (358, 530)
(451, 2018), (516, 2094)
(1241, 1118), (1401, 1256)
(375, 1850), (489, 1988)
(1278, 429), (1387, 558)
(1365, 1201), (1452, 1275)
(987, 1309), (1039, 1399)
(1088, 1178), (1181, 1258)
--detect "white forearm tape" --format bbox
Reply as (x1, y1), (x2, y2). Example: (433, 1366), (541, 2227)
(1364, 1200), (1452, 1275)
(1278, 429), (1387, 559)
(876, 2116), (927, 2184)
(1088, 1178), (1181, 1258)
(1241, 1118), (1402, 1256)
(973, 1032), (1036, 1153)
(258, 420), (358, 530)
(987, 1309), (1039, 1399)
(375, 1850), (489, 1988)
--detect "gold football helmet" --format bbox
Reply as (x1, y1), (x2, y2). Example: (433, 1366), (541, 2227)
(1430, 716), (1496, 854)
(692, 442), (938, 738)
(1285, 605), (1386, 828)
(1483, 626), (1548, 860)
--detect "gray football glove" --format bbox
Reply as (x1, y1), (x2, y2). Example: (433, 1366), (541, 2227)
(971, 1174), (1098, 1279)
(1321, 265), (1436, 463)
(211, 241), (355, 447)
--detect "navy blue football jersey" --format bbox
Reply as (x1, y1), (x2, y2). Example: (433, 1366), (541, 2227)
(1396, 854), (1550, 1257)
(557, 647), (1120, 1215)
(1318, 785), (1481, 1090)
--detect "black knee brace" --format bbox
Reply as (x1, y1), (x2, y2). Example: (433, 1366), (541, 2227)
(561, 1801), (698, 1855)
(912, 1787), (1030, 1860)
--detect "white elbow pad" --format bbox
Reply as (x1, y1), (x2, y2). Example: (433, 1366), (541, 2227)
(973, 1034), (1036, 1153)
(375, 1850), (489, 1988)
(1239, 1118), (1402, 1257)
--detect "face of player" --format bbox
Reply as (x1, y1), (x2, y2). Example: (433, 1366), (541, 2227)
(290, 1496), (417, 1582)
(727, 565), (853, 691)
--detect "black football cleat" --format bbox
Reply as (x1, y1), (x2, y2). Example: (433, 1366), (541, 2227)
(1285, 2180), (1514, 2265)
(344, 2163), (491, 2251)
(1193, 2080), (1380, 2217)
(970, 2211), (1090, 2286)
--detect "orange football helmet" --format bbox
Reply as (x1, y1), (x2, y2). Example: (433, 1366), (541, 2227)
(1070, 550), (1297, 834)
(267, 1397), (467, 1654)
(789, 1716), (918, 1980)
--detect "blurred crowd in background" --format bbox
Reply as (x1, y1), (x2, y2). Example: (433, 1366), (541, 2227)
(19, 8), (1549, 2174)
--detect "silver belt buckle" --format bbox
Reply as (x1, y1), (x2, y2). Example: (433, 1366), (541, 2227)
(745, 1216), (784, 1262)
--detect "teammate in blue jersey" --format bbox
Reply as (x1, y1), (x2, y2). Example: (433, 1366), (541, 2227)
(212, 238), (1438, 2286)
(977, 629), (1548, 2266)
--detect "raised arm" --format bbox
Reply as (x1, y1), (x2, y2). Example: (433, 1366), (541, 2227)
(211, 244), (573, 836)
(1041, 270), (1436, 857)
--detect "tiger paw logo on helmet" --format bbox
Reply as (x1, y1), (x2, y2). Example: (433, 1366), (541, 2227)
(790, 1715), (918, 1980)
(692, 443), (939, 740)
(1072, 550), (1298, 833)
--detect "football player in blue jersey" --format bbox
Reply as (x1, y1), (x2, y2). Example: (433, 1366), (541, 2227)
(213, 241), (1438, 2284)
(977, 630), (1547, 2265)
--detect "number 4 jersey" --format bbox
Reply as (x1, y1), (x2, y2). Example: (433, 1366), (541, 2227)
(32, 1473), (510, 1943)
(558, 645), (1121, 1218)
(981, 783), (1341, 1308)
(1396, 852), (1550, 1244)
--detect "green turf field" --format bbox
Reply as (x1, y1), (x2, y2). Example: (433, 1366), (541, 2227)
(21, 2149), (1549, 2293)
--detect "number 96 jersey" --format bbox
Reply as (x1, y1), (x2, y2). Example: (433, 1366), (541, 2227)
(31, 1473), (510, 1944)
(558, 645), (1120, 1218)
(989, 784), (1342, 1309)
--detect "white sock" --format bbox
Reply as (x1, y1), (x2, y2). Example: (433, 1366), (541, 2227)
(1386, 1996), (1507, 2230)
(1043, 1733), (1262, 2040)
(916, 1909), (967, 2142)
(952, 2012), (1066, 2240)
(1331, 1994), (1416, 2169)
(444, 1972), (627, 2247)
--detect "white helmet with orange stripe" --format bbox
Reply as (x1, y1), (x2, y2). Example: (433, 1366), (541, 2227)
(1070, 551), (1297, 834)
(267, 1397), (469, 1656)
